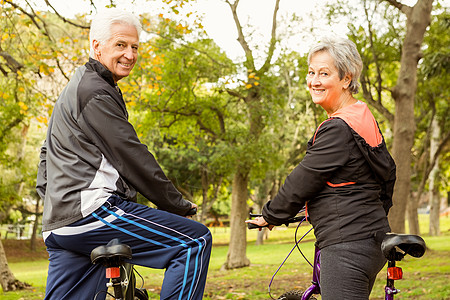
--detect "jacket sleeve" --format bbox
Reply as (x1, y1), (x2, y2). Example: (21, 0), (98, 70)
(262, 119), (352, 225)
(36, 140), (47, 200)
(78, 93), (192, 215)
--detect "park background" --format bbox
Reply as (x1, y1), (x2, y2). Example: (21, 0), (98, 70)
(0, 0), (449, 298)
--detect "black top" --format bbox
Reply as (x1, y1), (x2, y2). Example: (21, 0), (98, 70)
(262, 102), (395, 248)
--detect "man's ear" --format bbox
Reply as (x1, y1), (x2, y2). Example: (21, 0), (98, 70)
(92, 40), (101, 58)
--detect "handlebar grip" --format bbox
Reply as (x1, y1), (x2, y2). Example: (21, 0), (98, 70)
(247, 223), (266, 230)
(185, 207), (197, 216)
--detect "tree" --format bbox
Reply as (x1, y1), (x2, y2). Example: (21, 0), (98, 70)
(0, 240), (31, 291)
(328, 0), (437, 233)
(0, 0), (93, 291)
(414, 8), (450, 235)
(126, 11), (237, 220)
(130, 0), (307, 268)
(220, 0), (286, 269)
(382, 0), (435, 233)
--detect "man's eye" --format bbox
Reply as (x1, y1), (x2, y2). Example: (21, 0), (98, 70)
(320, 72), (328, 76)
(307, 71), (314, 76)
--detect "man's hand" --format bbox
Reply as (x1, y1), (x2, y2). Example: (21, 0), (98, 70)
(185, 204), (197, 218)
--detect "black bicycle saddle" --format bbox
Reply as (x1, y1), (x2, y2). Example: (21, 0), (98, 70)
(381, 233), (426, 261)
(90, 238), (132, 266)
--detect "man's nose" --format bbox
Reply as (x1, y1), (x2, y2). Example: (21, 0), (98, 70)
(124, 47), (135, 59)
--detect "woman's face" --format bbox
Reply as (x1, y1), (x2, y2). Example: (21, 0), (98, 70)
(306, 51), (351, 115)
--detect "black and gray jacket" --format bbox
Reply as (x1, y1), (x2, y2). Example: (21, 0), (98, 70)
(36, 58), (192, 232)
(262, 102), (395, 249)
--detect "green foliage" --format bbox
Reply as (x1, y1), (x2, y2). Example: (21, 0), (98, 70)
(0, 3), (88, 215)
(414, 8), (450, 193)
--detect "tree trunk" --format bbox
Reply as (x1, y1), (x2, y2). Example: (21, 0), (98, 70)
(255, 177), (279, 245)
(407, 192), (420, 235)
(256, 228), (269, 246)
(0, 239), (31, 291)
(223, 171), (250, 269)
(387, 0), (434, 233)
(429, 117), (441, 236)
(30, 197), (41, 251)
(200, 167), (209, 224)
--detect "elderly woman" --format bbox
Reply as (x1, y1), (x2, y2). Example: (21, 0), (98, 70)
(247, 37), (396, 299)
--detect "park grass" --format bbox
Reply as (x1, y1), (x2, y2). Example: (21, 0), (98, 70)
(2, 215), (449, 299)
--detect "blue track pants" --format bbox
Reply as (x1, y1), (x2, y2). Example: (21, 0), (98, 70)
(44, 195), (212, 300)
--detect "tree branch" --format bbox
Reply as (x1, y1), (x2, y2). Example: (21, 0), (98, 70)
(260, 0), (280, 73)
(4, 0), (43, 31)
(0, 117), (24, 142)
(44, 0), (90, 29)
(226, 0), (255, 69)
(0, 64), (8, 76)
(196, 119), (218, 138)
(223, 88), (245, 101)
(211, 107), (226, 135)
(360, 71), (395, 124)
(149, 31), (229, 68)
(381, 0), (412, 15)
(0, 51), (24, 73)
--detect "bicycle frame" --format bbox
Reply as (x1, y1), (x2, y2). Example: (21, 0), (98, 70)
(301, 246), (320, 300)
(299, 238), (413, 300)
(91, 239), (148, 300)
(248, 212), (426, 300)
(385, 259), (400, 300)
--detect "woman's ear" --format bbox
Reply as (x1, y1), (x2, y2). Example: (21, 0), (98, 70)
(343, 74), (352, 89)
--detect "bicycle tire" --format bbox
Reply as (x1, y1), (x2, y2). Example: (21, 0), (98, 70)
(277, 289), (317, 300)
(134, 288), (149, 300)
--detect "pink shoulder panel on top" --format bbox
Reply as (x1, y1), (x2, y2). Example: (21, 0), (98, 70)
(330, 101), (382, 147)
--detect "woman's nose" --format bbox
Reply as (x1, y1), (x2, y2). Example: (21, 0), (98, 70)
(308, 74), (321, 86)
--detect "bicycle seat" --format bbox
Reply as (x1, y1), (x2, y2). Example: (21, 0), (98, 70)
(90, 238), (132, 266)
(381, 233), (426, 261)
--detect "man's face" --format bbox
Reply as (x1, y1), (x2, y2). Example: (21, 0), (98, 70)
(93, 23), (139, 83)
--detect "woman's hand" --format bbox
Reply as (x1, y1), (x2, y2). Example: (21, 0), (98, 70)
(245, 216), (274, 231)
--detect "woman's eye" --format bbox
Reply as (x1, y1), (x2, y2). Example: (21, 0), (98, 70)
(320, 72), (328, 77)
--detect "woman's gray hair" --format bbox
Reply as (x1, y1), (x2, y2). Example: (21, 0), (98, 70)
(307, 37), (363, 94)
(89, 8), (142, 57)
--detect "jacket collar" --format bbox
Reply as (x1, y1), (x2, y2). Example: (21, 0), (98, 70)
(86, 58), (116, 88)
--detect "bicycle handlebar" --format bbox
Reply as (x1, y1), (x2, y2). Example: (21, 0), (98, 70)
(185, 207), (197, 216)
(246, 213), (306, 229)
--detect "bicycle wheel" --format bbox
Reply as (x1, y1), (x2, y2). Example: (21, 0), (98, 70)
(278, 289), (317, 300)
(134, 288), (149, 300)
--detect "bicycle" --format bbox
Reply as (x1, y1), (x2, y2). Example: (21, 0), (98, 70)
(90, 207), (198, 300)
(91, 238), (149, 300)
(247, 210), (426, 300)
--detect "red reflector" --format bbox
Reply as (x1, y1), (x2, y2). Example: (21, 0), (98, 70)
(387, 267), (403, 280)
(106, 267), (121, 278)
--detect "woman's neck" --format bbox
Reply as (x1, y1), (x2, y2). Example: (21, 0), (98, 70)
(326, 92), (357, 117)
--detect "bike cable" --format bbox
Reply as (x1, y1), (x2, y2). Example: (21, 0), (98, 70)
(268, 218), (314, 299)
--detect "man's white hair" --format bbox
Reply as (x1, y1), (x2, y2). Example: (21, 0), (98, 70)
(89, 8), (142, 57)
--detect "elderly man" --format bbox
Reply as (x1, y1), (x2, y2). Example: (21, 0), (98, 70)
(37, 8), (211, 300)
